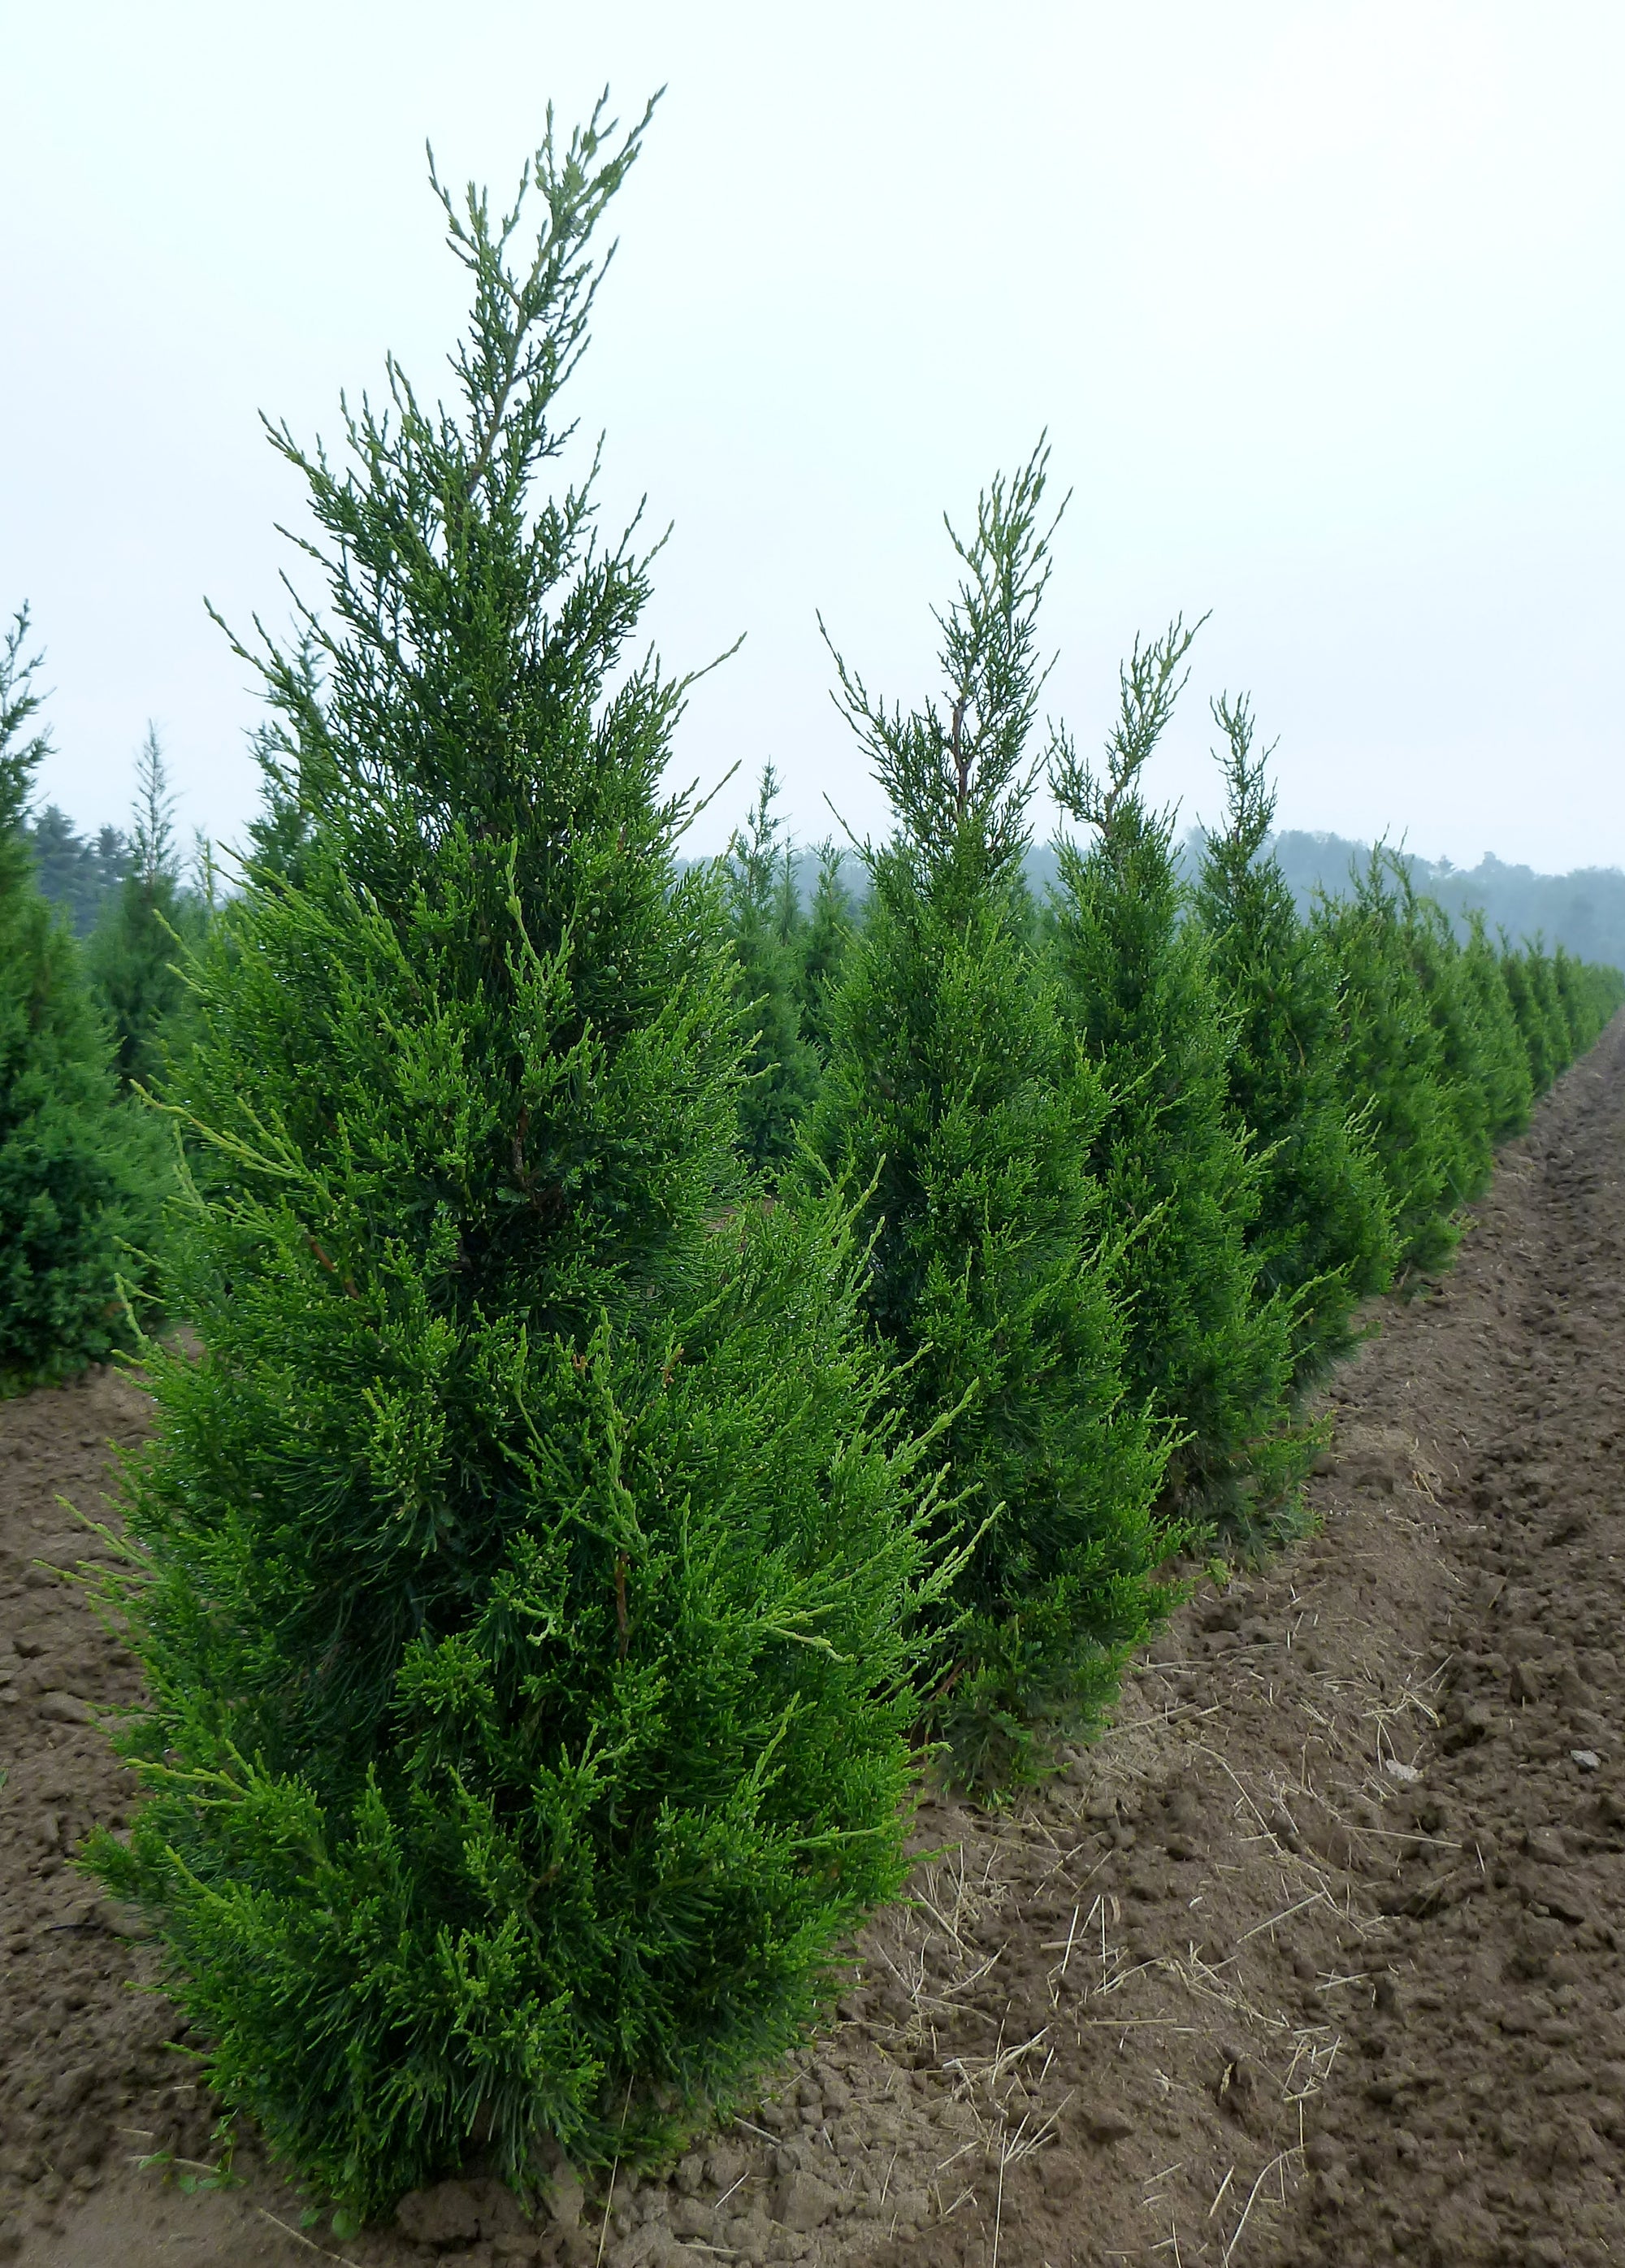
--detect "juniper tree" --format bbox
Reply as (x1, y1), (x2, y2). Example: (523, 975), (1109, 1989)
(1046, 632), (1302, 1545)
(87, 111), (945, 2223)
(87, 726), (201, 1091)
(1553, 944), (1625, 1053)
(724, 763), (819, 1171)
(1502, 935), (1571, 1094)
(24, 803), (129, 935)
(1314, 849), (1458, 1276)
(795, 839), (853, 1060)
(1194, 699), (1394, 1382)
(808, 447), (1170, 1789)
(1460, 909), (1532, 1143)
(1393, 875), (1496, 1208)
(0, 613), (167, 1387)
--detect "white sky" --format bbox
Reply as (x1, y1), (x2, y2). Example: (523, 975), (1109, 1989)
(4, 2), (1623, 870)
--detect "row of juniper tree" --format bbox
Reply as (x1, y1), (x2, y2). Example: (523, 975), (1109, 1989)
(1, 103), (1620, 2231)
(0, 668), (220, 1392)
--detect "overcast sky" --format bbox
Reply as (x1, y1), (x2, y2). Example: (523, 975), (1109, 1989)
(5, 2), (1623, 872)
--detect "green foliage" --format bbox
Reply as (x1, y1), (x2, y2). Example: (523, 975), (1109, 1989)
(795, 840), (854, 1059)
(724, 765), (819, 1172)
(1460, 911), (1532, 1143)
(87, 111), (939, 2221)
(1392, 876), (1496, 1210)
(1552, 944), (1625, 1054)
(1313, 850), (1458, 1277)
(1047, 633), (1303, 1546)
(1194, 700), (1394, 1384)
(1502, 937), (1573, 1095)
(22, 803), (129, 935)
(809, 448), (1171, 1789)
(0, 613), (168, 1390)
(86, 726), (206, 1092)
(1523, 939), (1575, 1084)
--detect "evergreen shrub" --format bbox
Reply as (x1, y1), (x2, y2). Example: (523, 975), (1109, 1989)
(1194, 700), (1394, 1383)
(0, 611), (167, 1390)
(1046, 631), (1304, 1544)
(87, 726), (203, 1092)
(1460, 910), (1532, 1144)
(88, 114), (943, 2222)
(1314, 850), (1458, 1276)
(1554, 946), (1625, 1050)
(808, 449), (1171, 1790)
(1393, 877), (1497, 1208)
(723, 765), (819, 1173)
(795, 839), (855, 1060)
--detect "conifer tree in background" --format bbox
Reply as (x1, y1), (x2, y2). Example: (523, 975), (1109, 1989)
(23, 803), (129, 935)
(87, 726), (201, 1091)
(89, 110), (946, 2222)
(795, 839), (853, 1059)
(1552, 943), (1623, 1057)
(1046, 630), (1302, 1544)
(724, 762), (819, 1171)
(1460, 909), (1533, 1143)
(0, 612), (167, 1388)
(808, 448), (1170, 1790)
(1314, 848), (1459, 1276)
(1195, 700), (1394, 1383)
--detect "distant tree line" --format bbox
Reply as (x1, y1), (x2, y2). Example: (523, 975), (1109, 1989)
(1223, 831), (1625, 974)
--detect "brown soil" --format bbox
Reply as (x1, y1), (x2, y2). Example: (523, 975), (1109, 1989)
(5, 1020), (1625, 2268)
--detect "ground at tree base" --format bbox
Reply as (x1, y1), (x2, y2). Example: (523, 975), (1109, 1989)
(5, 1019), (1625, 2267)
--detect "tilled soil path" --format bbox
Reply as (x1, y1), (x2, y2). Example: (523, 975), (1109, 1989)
(4, 1021), (1625, 2268)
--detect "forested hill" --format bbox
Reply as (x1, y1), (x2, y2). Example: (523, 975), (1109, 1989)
(1212, 832), (1625, 971)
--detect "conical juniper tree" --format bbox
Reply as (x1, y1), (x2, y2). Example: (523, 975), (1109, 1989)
(795, 839), (854, 1060)
(724, 763), (819, 1172)
(0, 611), (167, 1390)
(1521, 937), (1576, 1086)
(86, 111), (949, 2225)
(23, 803), (129, 935)
(1194, 698), (1394, 1382)
(1046, 631), (1303, 1546)
(807, 448), (1171, 1792)
(1313, 848), (1458, 1276)
(1553, 944), (1625, 1054)
(87, 726), (201, 1092)
(1497, 938), (1552, 1095)
(1392, 872), (1496, 1208)
(1460, 909), (1532, 1144)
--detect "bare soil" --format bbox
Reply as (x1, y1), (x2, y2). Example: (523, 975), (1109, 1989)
(5, 1018), (1625, 2268)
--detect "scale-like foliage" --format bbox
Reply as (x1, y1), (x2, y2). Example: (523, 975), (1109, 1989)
(86, 726), (204, 1092)
(810, 449), (1170, 1789)
(87, 113), (942, 2222)
(795, 840), (854, 1060)
(1460, 910), (1532, 1144)
(1553, 946), (1625, 1053)
(724, 765), (819, 1173)
(1194, 700), (1394, 1384)
(1314, 851), (1458, 1277)
(0, 613), (167, 1390)
(1048, 633), (1304, 1546)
